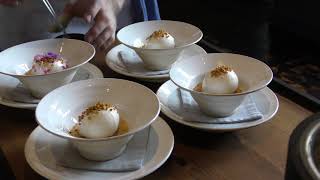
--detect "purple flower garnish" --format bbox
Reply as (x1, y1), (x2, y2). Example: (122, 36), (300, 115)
(44, 69), (51, 74)
(46, 52), (59, 59)
(34, 55), (44, 61)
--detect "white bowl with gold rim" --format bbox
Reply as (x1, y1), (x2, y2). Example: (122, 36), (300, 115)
(170, 53), (273, 117)
(36, 78), (160, 161)
(117, 20), (203, 71)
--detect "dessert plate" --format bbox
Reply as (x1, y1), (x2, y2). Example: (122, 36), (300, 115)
(25, 117), (174, 180)
(105, 44), (206, 82)
(157, 80), (279, 132)
(0, 63), (103, 110)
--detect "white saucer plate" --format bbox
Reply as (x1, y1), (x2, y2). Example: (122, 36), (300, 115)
(0, 63), (103, 110)
(25, 117), (174, 180)
(105, 44), (207, 82)
(157, 80), (279, 132)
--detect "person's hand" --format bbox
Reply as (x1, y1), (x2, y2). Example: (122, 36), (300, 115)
(63, 0), (117, 51)
(0, 0), (21, 7)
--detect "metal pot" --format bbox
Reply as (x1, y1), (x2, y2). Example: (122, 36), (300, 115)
(286, 112), (320, 180)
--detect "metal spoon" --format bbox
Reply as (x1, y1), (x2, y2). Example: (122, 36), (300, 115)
(41, 0), (69, 37)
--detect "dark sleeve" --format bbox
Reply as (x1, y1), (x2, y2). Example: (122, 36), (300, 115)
(132, 0), (161, 22)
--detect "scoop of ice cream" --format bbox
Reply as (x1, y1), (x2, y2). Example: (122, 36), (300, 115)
(143, 29), (175, 49)
(202, 65), (239, 94)
(26, 52), (68, 75)
(78, 104), (120, 138)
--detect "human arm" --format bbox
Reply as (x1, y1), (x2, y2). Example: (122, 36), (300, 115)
(63, 0), (127, 51)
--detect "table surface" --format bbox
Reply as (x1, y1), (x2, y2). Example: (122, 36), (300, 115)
(0, 52), (313, 180)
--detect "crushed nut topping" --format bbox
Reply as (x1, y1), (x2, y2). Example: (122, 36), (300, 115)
(234, 87), (242, 93)
(210, 65), (233, 77)
(193, 82), (242, 93)
(147, 29), (170, 40)
(78, 102), (116, 121)
(69, 118), (129, 138)
(194, 83), (203, 92)
(69, 102), (129, 138)
(33, 52), (67, 68)
(69, 123), (81, 137)
(35, 57), (64, 64)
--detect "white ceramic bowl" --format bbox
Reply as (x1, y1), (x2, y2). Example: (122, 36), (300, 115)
(170, 53), (273, 117)
(36, 78), (160, 161)
(117, 20), (203, 71)
(0, 39), (95, 98)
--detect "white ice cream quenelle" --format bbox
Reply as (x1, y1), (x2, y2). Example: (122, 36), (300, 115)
(202, 65), (239, 94)
(78, 104), (120, 139)
(143, 29), (175, 49)
(26, 52), (68, 75)
(29, 60), (67, 75)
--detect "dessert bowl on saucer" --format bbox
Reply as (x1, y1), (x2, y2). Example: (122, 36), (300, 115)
(36, 78), (160, 161)
(105, 44), (207, 82)
(0, 39), (95, 98)
(117, 20), (203, 71)
(170, 53), (273, 117)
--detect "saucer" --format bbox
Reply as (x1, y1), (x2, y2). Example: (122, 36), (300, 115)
(0, 63), (103, 110)
(105, 44), (207, 82)
(25, 117), (174, 180)
(157, 80), (279, 132)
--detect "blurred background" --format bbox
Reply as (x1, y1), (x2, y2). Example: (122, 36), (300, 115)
(158, 0), (320, 111)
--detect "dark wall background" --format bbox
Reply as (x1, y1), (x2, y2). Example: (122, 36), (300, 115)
(273, 0), (320, 44)
(158, 0), (320, 59)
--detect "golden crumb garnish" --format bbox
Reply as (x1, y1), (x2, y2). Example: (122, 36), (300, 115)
(193, 82), (242, 93)
(78, 102), (115, 121)
(194, 83), (203, 92)
(69, 123), (81, 137)
(147, 29), (170, 40)
(234, 87), (242, 93)
(25, 70), (33, 75)
(69, 118), (129, 138)
(210, 65), (233, 77)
